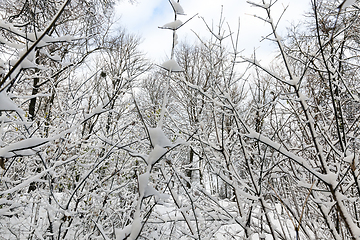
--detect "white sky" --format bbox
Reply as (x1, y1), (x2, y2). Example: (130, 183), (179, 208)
(115, 0), (311, 63)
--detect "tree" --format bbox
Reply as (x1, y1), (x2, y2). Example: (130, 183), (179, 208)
(235, 0), (360, 239)
(139, 0), (360, 239)
(0, 0), (149, 239)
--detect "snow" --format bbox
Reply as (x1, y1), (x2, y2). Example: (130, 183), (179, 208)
(161, 20), (183, 30)
(37, 35), (76, 47)
(322, 172), (338, 186)
(298, 92), (308, 101)
(19, 58), (47, 70)
(49, 54), (61, 61)
(170, 0), (185, 15)
(20, 48), (35, 61)
(0, 20), (29, 42)
(0, 137), (50, 158)
(42, 35), (75, 43)
(0, 200), (21, 216)
(129, 213), (142, 240)
(174, 33), (179, 46)
(138, 172), (150, 196)
(115, 225), (132, 240)
(245, 127), (327, 181)
(93, 222), (110, 240)
(55, 35), (76, 42)
(93, 105), (104, 114)
(139, 171), (169, 200)
(84, 104), (106, 119)
(8, 47), (47, 71)
(287, 77), (300, 86)
(160, 59), (184, 72)
(242, 57), (262, 67)
(246, 128), (260, 139)
(334, 190), (360, 237)
(0, 91), (26, 118)
(344, 152), (355, 163)
(148, 127), (173, 147)
(144, 184), (159, 198)
(40, 49), (61, 61)
(261, 135), (281, 150)
(0, 36), (24, 49)
(60, 61), (72, 67)
(0, 163), (60, 195)
(11, 93), (52, 100)
(147, 145), (168, 166)
(144, 184), (170, 201)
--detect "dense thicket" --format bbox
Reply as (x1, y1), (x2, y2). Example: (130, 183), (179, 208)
(1, 0), (360, 239)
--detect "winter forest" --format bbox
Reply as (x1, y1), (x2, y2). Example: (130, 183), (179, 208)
(1, 0), (360, 239)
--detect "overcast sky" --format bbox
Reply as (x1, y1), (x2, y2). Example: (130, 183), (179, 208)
(115, 0), (311, 63)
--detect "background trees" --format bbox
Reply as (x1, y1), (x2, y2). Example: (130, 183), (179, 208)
(0, 0), (149, 238)
(1, 0), (360, 239)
